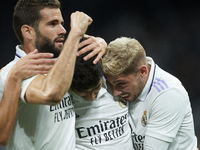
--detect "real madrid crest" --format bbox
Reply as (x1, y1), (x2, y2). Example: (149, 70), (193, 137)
(141, 110), (147, 127)
(118, 97), (127, 108)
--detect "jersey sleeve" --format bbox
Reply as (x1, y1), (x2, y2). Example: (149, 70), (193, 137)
(144, 135), (169, 150)
(20, 75), (38, 103)
(145, 88), (188, 143)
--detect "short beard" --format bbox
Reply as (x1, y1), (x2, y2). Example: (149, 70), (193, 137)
(35, 31), (62, 58)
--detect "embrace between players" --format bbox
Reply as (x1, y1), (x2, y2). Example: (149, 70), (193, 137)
(0, 0), (198, 150)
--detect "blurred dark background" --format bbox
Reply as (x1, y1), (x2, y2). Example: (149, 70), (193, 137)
(0, 0), (200, 149)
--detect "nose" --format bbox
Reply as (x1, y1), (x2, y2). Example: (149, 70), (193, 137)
(59, 24), (66, 35)
(85, 92), (97, 101)
(113, 89), (122, 96)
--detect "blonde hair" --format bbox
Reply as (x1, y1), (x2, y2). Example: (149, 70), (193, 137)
(102, 37), (146, 76)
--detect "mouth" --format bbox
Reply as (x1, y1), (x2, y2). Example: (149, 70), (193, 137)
(55, 38), (64, 44)
(54, 37), (65, 45)
(120, 93), (129, 99)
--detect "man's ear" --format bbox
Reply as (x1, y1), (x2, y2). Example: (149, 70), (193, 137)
(139, 65), (148, 76)
(21, 25), (35, 40)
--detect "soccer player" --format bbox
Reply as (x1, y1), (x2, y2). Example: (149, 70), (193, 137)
(102, 37), (197, 150)
(0, 0), (106, 149)
(70, 43), (133, 149)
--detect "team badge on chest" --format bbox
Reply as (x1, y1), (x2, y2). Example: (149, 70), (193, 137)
(118, 97), (127, 108)
(141, 110), (147, 127)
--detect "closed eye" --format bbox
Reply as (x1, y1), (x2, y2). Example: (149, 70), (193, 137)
(116, 82), (127, 88)
(118, 82), (125, 85)
(48, 20), (62, 27)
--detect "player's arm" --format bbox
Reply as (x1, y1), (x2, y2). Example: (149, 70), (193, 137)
(144, 89), (188, 150)
(0, 51), (55, 146)
(77, 34), (107, 64)
(144, 135), (169, 150)
(144, 138), (199, 150)
(24, 11), (92, 105)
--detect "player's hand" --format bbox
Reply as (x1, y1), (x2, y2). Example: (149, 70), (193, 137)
(77, 34), (107, 64)
(10, 49), (56, 80)
(70, 11), (93, 36)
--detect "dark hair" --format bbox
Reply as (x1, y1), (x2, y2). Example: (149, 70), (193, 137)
(13, 0), (61, 44)
(71, 38), (103, 92)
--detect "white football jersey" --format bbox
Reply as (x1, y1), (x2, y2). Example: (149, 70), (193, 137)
(0, 46), (76, 150)
(129, 57), (197, 150)
(71, 78), (133, 150)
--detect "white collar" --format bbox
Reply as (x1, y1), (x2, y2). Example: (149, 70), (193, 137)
(15, 45), (27, 58)
(137, 57), (156, 102)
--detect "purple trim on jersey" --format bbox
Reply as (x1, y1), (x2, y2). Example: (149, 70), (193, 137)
(103, 75), (106, 80)
(152, 84), (161, 92)
(153, 81), (165, 90)
(16, 53), (22, 58)
(153, 77), (169, 93)
(155, 78), (169, 88)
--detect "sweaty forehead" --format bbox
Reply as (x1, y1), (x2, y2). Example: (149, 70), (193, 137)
(105, 74), (129, 83)
(39, 7), (62, 21)
(105, 74), (122, 80)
